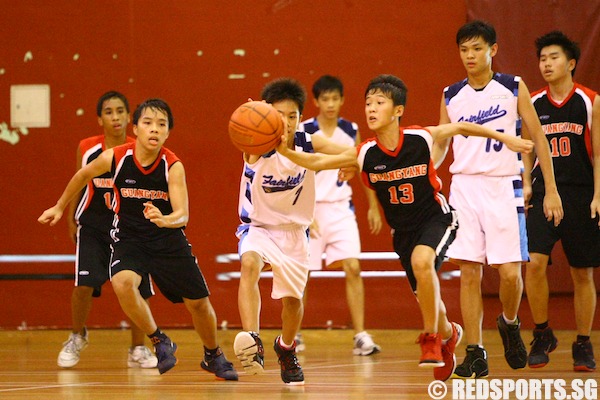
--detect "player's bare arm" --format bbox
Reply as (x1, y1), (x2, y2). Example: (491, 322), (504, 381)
(428, 122), (534, 154)
(144, 161), (189, 229)
(520, 124), (535, 208)
(432, 95), (452, 168)
(67, 146), (84, 242)
(518, 79), (563, 225)
(277, 130), (358, 171)
(590, 94), (600, 225)
(354, 128), (382, 235)
(311, 133), (352, 155)
(38, 149), (114, 226)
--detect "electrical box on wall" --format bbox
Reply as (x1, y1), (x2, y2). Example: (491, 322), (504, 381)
(10, 84), (50, 128)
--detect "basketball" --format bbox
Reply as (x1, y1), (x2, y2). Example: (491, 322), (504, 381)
(228, 101), (284, 155)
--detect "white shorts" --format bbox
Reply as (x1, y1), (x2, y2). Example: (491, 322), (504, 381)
(308, 200), (361, 270)
(238, 225), (310, 299)
(446, 174), (528, 265)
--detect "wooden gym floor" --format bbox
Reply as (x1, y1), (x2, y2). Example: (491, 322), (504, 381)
(0, 329), (596, 399)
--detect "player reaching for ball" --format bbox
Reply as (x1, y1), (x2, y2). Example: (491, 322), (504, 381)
(38, 98), (238, 380)
(232, 78), (350, 385)
(275, 74), (535, 381)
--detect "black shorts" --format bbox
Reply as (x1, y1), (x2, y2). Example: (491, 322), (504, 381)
(110, 232), (210, 303)
(77, 226), (153, 298)
(527, 186), (600, 268)
(392, 210), (458, 292)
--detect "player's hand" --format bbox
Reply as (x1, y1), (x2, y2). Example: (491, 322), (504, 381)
(505, 137), (534, 154)
(591, 197), (600, 227)
(143, 201), (166, 227)
(367, 207), (382, 235)
(338, 166), (357, 181)
(276, 127), (291, 155)
(542, 190), (563, 227)
(38, 206), (64, 226)
(67, 218), (78, 243)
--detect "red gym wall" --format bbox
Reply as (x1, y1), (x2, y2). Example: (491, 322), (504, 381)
(1, 1), (599, 330)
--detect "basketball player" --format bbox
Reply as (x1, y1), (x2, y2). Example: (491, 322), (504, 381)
(233, 78), (351, 385)
(57, 91), (157, 369)
(298, 75), (382, 356)
(276, 74), (534, 381)
(525, 30), (599, 372)
(39, 99), (238, 380)
(433, 20), (563, 379)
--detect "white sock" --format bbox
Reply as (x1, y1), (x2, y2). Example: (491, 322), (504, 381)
(503, 313), (517, 325)
(279, 337), (294, 349)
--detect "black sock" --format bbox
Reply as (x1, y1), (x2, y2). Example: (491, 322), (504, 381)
(204, 346), (221, 359)
(577, 335), (590, 343)
(148, 328), (166, 340)
(535, 321), (549, 330)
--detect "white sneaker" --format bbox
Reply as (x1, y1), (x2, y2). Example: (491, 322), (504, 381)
(353, 331), (381, 356)
(57, 328), (89, 368)
(128, 346), (158, 368)
(233, 331), (264, 375)
(295, 333), (305, 353)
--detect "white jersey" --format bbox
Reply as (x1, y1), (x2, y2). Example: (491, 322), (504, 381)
(299, 117), (357, 203)
(237, 131), (316, 228)
(444, 73), (524, 176)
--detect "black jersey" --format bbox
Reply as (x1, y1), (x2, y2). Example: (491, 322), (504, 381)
(530, 83), (597, 191)
(111, 142), (182, 242)
(357, 126), (451, 232)
(75, 135), (134, 233)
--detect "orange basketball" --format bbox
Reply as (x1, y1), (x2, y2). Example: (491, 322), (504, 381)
(228, 101), (284, 155)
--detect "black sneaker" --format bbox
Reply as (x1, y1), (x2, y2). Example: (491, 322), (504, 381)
(233, 331), (265, 375)
(151, 335), (178, 374)
(200, 347), (239, 381)
(528, 327), (558, 368)
(497, 314), (527, 369)
(452, 344), (489, 379)
(572, 339), (596, 372)
(273, 336), (304, 385)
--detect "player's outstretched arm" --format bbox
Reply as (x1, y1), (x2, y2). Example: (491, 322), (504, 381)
(428, 122), (534, 154)
(276, 132), (358, 171)
(38, 149), (113, 226)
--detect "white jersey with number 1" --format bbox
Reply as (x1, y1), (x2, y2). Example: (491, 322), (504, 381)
(237, 131), (316, 228)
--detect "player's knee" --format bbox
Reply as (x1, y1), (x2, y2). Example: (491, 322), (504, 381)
(240, 255), (262, 280)
(111, 271), (140, 295)
(342, 259), (361, 278)
(459, 265), (482, 286)
(184, 297), (213, 315)
(499, 268), (521, 287)
(570, 267), (594, 285)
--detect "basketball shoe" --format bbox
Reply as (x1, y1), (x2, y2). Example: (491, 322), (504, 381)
(572, 339), (596, 372)
(528, 327), (558, 368)
(434, 322), (463, 381)
(127, 346), (158, 368)
(233, 331), (264, 375)
(452, 344), (489, 379)
(353, 331), (381, 356)
(497, 314), (527, 369)
(273, 336), (304, 385)
(151, 334), (177, 374)
(200, 346), (239, 380)
(416, 332), (444, 367)
(57, 328), (89, 368)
